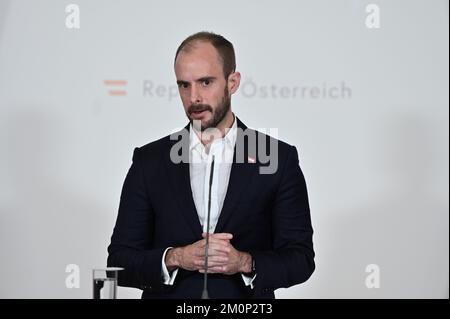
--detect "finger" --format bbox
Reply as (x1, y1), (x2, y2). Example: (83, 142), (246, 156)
(207, 248), (229, 258)
(211, 233), (233, 240)
(202, 232), (233, 240)
(197, 237), (232, 257)
(206, 255), (229, 264)
(202, 237), (231, 249)
(207, 236), (231, 244)
(206, 250), (228, 258)
(201, 261), (227, 268)
(207, 237), (233, 250)
(201, 237), (231, 248)
(195, 258), (224, 270)
(207, 242), (231, 255)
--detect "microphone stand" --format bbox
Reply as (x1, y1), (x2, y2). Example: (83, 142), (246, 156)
(201, 155), (215, 299)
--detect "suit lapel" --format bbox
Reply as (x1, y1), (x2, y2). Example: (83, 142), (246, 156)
(164, 124), (203, 238)
(214, 118), (258, 233)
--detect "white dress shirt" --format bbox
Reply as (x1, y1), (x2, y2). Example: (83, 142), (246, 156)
(161, 114), (256, 288)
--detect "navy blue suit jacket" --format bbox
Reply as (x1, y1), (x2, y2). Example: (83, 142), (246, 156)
(107, 117), (315, 299)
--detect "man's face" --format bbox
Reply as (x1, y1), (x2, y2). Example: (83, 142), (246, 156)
(175, 41), (231, 131)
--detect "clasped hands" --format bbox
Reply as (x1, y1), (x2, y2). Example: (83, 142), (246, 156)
(165, 233), (252, 275)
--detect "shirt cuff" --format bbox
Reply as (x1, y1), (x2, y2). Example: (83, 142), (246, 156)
(161, 247), (179, 285)
(241, 273), (257, 289)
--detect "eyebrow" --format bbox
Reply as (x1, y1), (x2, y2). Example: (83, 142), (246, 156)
(176, 80), (188, 86)
(197, 76), (216, 82)
(177, 76), (217, 86)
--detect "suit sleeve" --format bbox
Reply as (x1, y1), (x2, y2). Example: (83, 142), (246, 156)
(107, 147), (166, 291)
(250, 145), (315, 295)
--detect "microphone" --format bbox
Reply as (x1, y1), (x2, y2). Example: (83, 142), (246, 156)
(201, 155), (215, 299)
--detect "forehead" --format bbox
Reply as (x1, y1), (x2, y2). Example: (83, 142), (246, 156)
(175, 41), (223, 79)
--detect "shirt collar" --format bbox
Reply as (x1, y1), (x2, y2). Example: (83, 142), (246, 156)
(189, 113), (237, 152)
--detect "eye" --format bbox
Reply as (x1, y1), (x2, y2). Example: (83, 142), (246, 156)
(178, 82), (189, 89)
(202, 79), (211, 86)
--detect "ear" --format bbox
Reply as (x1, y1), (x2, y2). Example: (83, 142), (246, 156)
(227, 72), (241, 95)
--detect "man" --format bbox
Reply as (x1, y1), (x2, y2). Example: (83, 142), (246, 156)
(107, 31), (315, 299)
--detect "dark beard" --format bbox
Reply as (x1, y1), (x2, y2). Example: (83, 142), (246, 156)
(188, 86), (230, 131)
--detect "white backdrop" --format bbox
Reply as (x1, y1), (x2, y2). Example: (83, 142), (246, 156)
(0, 0), (448, 298)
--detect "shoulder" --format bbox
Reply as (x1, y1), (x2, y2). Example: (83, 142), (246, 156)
(138, 135), (171, 155)
(129, 131), (180, 165)
(134, 122), (190, 155)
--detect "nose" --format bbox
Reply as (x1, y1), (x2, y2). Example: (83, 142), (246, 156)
(189, 84), (202, 105)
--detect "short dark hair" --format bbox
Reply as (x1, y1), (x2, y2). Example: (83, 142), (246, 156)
(174, 31), (236, 79)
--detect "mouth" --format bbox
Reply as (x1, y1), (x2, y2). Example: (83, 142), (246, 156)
(190, 109), (209, 119)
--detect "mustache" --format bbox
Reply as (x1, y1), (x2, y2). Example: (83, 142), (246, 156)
(188, 104), (212, 114)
